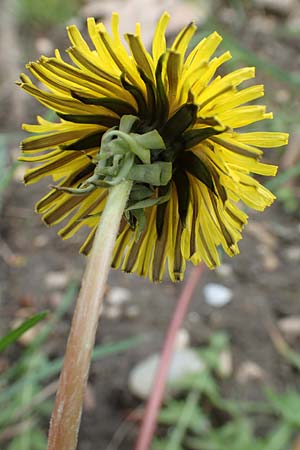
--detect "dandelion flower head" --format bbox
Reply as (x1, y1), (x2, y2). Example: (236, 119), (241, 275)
(19, 12), (288, 281)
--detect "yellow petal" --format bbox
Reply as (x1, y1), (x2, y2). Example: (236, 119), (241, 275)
(171, 21), (197, 56)
(59, 189), (107, 238)
(125, 33), (155, 82)
(185, 31), (222, 68)
(152, 12), (170, 64)
(87, 18), (119, 73)
(20, 82), (101, 115)
(205, 85), (265, 115)
(218, 106), (272, 128)
(233, 132), (289, 147)
(21, 125), (101, 151)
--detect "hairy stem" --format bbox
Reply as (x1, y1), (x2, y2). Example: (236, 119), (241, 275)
(47, 180), (132, 450)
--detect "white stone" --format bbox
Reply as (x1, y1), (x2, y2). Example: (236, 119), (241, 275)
(124, 304), (140, 319)
(106, 287), (131, 306)
(45, 271), (69, 289)
(103, 305), (121, 320)
(278, 316), (300, 338)
(236, 361), (267, 384)
(174, 328), (190, 350)
(128, 349), (205, 400)
(218, 350), (233, 378)
(284, 246), (300, 262)
(203, 283), (233, 307)
(33, 234), (49, 248)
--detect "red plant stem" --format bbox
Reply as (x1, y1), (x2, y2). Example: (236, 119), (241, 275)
(134, 263), (204, 450)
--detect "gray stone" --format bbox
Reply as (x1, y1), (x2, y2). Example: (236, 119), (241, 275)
(106, 286), (131, 305)
(128, 349), (204, 400)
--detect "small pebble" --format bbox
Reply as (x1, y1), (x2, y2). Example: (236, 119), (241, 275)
(33, 234), (49, 248)
(128, 349), (205, 400)
(284, 246), (300, 262)
(103, 305), (121, 320)
(278, 316), (300, 339)
(106, 287), (131, 306)
(236, 361), (267, 384)
(174, 328), (190, 350)
(218, 350), (233, 378)
(124, 304), (140, 319)
(203, 283), (233, 307)
(45, 271), (69, 289)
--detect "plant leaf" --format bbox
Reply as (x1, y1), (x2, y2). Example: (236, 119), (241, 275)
(0, 311), (48, 353)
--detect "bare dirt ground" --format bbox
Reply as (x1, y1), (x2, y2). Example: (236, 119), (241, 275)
(1, 1), (300, 449)
(2, 173), (300, 449)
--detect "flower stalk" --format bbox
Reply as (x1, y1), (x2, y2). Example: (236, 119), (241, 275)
(47, 179), (132, 450)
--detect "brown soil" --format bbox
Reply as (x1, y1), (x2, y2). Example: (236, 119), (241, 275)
(1, 1), (300, 449)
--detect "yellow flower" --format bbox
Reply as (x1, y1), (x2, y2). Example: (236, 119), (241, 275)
(19, 12), (288, 282)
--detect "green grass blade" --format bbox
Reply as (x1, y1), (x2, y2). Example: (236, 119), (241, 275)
(265, 164), (300, 190)
(0, 335), (144, 404)
(0, 311), (48, 353)
(164, 390), (200, 450)
(0, 282), (78, 384)
(28, 281), (78, 349)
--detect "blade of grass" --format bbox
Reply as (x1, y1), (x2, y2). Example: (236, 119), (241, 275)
(266, 318), (300, 370)
(0, 282), (78, 383)
(0, 418), (36, 445)
(264, 423), (293, 450)
(265, 164), (300, 190)
(0, 311), (48, 352)
(0, 352), (47, 428)
(29, 281), (78, 349)
(1, 380), (57, 428)
(18, 353), (40, 450)
(0, 335), (144, 404)
(164, 390), (200, 450)
(0, 161), (19, 193)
